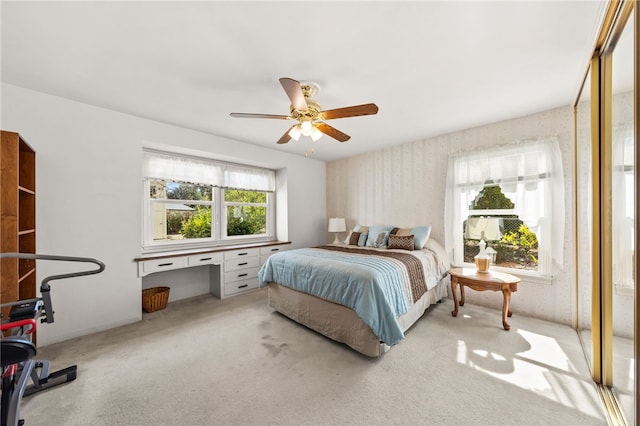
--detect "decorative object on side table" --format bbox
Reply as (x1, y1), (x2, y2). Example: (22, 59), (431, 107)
(328, 217), (347, 244)
(474, 239), (491, 273)
(467, 216), (502, 273)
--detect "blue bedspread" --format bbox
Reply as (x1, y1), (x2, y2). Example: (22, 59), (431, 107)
(258, 246), (438, 345)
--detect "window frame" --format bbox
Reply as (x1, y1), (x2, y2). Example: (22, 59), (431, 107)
(221, 189), (273, 242)
(454, 183), (547, 274)
(445, 137), (564, 279)
(141, 150), (276, 252)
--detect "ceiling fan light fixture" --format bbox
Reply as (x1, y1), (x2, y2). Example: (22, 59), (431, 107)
(300, 120), (313, 136)
(310, 126), (323, 141)
(289, 125), (302, 141)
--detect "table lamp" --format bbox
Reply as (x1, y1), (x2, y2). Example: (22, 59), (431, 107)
(468, 217), (502, 273)
(328, 218), (346, 244)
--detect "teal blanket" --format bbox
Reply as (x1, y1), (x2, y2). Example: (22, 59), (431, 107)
(258, 246), (440, 345)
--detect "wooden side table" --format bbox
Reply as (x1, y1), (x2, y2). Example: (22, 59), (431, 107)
(448, 267), (520, 330)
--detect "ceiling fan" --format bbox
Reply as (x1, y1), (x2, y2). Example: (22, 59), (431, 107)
(230, 77), (379, 145)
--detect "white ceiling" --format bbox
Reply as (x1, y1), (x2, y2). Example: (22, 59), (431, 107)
(1, 1), (605, 161)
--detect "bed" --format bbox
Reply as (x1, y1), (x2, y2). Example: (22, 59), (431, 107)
(258, 226), (450, 357)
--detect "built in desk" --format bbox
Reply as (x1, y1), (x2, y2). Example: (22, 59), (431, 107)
(134, 241), (291, 299)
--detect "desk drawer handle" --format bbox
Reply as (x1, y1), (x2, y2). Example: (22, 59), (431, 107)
(238, 284), (248, 289)
(238, 273), (248, 277)
(158, 262), (173, 267)
(238, 262), (248, 266)
(200, 257), (212, 261)
(237, 252), (248, 256)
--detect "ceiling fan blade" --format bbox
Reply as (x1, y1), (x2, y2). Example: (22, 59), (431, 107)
(315, 122), (351, 142)
(277, 126), (295, 144)
(320, 103), (379, 120)
(279, 78), (308, 112)
(230, 112), (290, 119)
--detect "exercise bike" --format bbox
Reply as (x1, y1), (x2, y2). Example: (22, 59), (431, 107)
(0, 253), (105, 426)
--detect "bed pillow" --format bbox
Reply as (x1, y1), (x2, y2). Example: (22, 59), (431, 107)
(410, 226), (432, 250)
(348, 231), (362, 246)
(366, 225), (393, 248)
(391, 225), (432, 250)
(357, 232), (368, 246)
(343, 225), (370, 244)
(387, 234), (415, 251)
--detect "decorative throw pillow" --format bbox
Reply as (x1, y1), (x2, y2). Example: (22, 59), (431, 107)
(365, 225), (393, 247)
(357, 232), (368, 247)
(344, 225), (370, 244)
(390, 226), (432, 250)
(393, 227), (412, 236)
(349, 231), (362, 246)
(371, 232), (389, 248)
(388, 234), (415, 251)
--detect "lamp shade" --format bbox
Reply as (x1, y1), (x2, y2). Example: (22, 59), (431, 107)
(328, 218), (346, 233)
(465, 217), (502, 241)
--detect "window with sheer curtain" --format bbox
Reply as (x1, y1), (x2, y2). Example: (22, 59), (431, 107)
(142, 149), (276, 250)
(444, 137), (565, 277)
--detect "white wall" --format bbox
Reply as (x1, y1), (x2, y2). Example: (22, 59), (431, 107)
(1, 83), (326, 346)
(327, 106), (576, 325)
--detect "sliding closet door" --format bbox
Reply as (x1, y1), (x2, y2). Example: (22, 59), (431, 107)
(608, 5), (635, 423)
(576, 63), (596, 375)
(575, 2), (637, 424)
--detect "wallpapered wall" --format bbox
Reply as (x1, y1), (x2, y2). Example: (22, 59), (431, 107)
(327, 106), (577, 325)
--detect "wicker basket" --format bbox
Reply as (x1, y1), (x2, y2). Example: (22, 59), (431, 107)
(142, 287), (170, 313)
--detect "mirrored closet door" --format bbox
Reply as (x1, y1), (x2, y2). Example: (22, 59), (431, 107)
(574, 1), (636, 424)
(609, 5), (635, 422)
(576, 65), (594, 372)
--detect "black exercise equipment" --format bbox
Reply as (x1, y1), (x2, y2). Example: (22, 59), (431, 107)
(0, 253), (105, 426)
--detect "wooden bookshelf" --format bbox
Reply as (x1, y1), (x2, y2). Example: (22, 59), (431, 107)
(1, 130), (36, 319)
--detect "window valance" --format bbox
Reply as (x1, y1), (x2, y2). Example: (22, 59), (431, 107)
(142, 150), (275, 192)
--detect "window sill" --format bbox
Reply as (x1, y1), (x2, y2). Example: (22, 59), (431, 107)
(142, 236), (275, 254)
(455, 262), (552, 285)
(136, 240), (290, 262)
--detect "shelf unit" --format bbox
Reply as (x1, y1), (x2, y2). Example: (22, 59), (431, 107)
(1, 130), (36, 318)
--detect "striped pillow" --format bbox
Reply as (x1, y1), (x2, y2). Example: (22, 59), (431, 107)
(348, 231), (362, 246)
(388, 234), (415, 251)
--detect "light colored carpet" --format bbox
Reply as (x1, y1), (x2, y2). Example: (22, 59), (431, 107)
(20, 289), (606, 426)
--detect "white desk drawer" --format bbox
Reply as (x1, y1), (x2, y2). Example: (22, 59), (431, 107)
(223, 248), (260, 260)
(224, 256), (260, 271)
(260, 244), (290, 266)
(224, 266), (260, 283)
(259, 245), (289, 256)
(224, 278), (259, 296)
(142, 256), (188, 274)
(188, 253), (223, 266)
